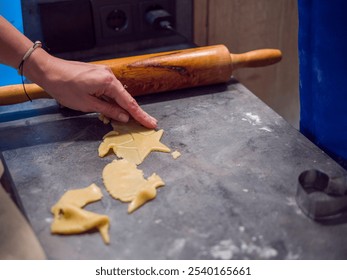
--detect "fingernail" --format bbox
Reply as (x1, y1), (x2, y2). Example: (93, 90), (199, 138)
(119, 113), (129, 123)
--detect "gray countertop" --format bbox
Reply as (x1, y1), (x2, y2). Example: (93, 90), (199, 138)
(0, 79), (346, 259)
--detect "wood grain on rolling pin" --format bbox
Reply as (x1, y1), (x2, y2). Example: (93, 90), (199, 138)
(0, 45), (281, 105)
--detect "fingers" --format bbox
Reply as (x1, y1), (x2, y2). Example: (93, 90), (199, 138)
(92, 97), (130, 124)
(103, 77), (158, 129)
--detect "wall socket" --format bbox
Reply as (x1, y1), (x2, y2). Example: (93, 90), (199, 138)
(99, 3), (133, 38)
(90, 0), (175, 45)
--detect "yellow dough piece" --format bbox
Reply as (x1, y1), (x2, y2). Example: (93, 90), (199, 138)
(51, 183), (103, 212)
(102, 159), (165, 213)
(51, 184), (110, 244)
(98, 120), (171, 165)
(98, 131), (133, 157)
(51, 206), (110, 244)
(98, 114), (110, 124)
(171, 150), (181, 159)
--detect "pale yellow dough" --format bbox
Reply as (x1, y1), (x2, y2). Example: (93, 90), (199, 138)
(102, 159), (165, 213)
(98, 114), (110, 124)
(98, 120), (171, 165)
(171, 150), (181, 159)
(51, 184), (110, 244)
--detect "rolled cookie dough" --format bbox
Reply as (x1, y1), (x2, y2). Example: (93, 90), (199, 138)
(51, 184), (110, 244)
(99, 120), (171, 165)
(102, 159), (165, 213)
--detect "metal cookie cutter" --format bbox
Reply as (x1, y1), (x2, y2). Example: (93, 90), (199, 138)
(296, 169), (347, 222)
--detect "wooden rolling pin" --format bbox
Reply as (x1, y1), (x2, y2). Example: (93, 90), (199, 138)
(0, 45), (281, 105)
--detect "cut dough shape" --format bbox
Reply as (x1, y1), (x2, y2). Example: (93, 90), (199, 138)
(51, 184), (110, 244)
(51, 205), (110, 244)
(171, 150), (181, 159)
(99, 131), (133, 157)
(102, 159), (165, 213)
(51, 183), (103, 211)
(99, 120), (171, 165)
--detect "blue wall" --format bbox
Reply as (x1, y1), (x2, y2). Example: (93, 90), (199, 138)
(298, 0), (347, 168)
(0, 1), (24, 86)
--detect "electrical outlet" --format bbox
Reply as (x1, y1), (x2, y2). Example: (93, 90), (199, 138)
(99, 3), (133, 38)
(90, 0), (137, 45)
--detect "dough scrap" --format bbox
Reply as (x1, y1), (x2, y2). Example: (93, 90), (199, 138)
(99, 120), (171, 165)
(171, 150), (181, 159)
(98, 114), (110, 125)
(51, 183), (103, 212)
(102, 159), (165, 213)
(51, 184), (110, 244)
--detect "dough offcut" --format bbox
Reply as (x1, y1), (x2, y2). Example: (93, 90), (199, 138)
(102, 159), (165, 213)
(51, 184), (110, 244)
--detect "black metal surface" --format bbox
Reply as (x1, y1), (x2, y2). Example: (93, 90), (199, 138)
(1, 79), (347, 260)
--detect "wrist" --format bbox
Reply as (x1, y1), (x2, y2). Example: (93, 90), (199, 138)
(22, 46), (54, 87)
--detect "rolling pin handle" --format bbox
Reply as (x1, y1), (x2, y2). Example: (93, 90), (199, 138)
(0, 83), (50, 105)
(231, 49), (282, 70)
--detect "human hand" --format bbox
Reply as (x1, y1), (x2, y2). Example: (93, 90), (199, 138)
(25, 50), (157, 129)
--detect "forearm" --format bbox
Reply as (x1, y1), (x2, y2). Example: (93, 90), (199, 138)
(0, 16), (33, 68)
(0, 16), (56, 88)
